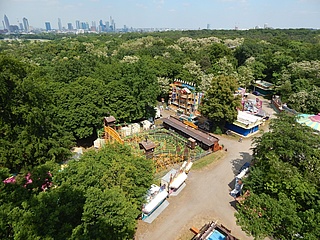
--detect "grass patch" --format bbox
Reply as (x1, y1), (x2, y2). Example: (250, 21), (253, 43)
(192, 151), (225, 170)
(151, 150), (226, 184)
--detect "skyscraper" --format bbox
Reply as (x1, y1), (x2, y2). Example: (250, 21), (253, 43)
(23, 17), (29, 32)
(45, 22), (51, 31)
(4, 15), (10, 31)
(91, 21), (96, 32)
(67, 23), (73, 31)
(58, 18), (62, 31)
(99, 20), (105, 31)
(81, 22), (88, 30)
(110, 16), (115, 32)
(75, 20), (80, 29)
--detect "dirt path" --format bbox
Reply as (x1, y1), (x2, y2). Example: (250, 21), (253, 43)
(135, 136), (254, 240)
(135, 95), (275, 240)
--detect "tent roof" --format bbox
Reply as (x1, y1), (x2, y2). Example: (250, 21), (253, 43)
(310, 113), (320, 123)
(237, 111), (263, 124)
(297, 113), (320, 132)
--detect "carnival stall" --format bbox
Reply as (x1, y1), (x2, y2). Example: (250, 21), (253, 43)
(142, 184), (168, 219)
(230, 163), (250, 198)
(191, 221), (239, 240)
(161, 160), (192, 195)
(169, 171), (188, 191)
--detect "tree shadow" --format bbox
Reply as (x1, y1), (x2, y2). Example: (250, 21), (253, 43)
(76, 131), (97, 148)
(228, 178), (236, 190)
(228, 152), (252, 189)
(229, 199), (238, 210)
(231, 152), (252, 174)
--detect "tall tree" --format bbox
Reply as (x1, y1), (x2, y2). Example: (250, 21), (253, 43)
(72, 187), (137, 240)
(200, 75), (241, 132)
(52, 76), (108, 140)
(57, 143), (154, 239)
(236, 114), (320, 239)
(104, 58), (160, 122)
(0, 55), (73, 171)
(0, 143), (154, 239)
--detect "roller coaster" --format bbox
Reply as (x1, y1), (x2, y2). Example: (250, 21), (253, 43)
(103, 116), (124, 144)
(101, 116), (208, 172)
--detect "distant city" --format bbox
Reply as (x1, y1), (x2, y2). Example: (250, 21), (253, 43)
(1, 14), (276, 35)
(1, 14), (203, 34)
(1, 14), (133, 34)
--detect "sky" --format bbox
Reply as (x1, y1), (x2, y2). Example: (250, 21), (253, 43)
(1, 0), (320, 30)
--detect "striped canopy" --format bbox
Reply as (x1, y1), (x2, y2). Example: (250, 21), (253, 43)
(297, 113), (320, 132)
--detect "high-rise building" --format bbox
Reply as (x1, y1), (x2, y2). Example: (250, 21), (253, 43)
(45, 22), (51, 31)
(99, 20), (105, 31)
(90, 21), (96, 32)
(4, 15), (10, 31)
(23, 17), (29, 32)
(58, 18), (62, 31)
(67, 23), (73, 30)
(81, 22), (86, 30)
(75, 20), (80, 29)
(19, 22), (23, 31)
(10, 25), (19, 32)
(110, 16), (115, 32)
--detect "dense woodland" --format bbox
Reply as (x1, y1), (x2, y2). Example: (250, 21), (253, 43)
(236, 115), (320, 239)
(0, 29), (320, 239)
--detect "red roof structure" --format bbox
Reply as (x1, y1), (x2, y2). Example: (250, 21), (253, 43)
(162, 117), (220, 151)
(104, 116), (116, 125)
(139, 140), (156, 151)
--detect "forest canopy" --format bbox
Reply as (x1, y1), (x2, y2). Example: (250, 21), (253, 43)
(1, 30), (319, 139)
(235, 114), (320, 239)
(1, 28), (320, 239)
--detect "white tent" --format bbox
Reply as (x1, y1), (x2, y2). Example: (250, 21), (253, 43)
(141, 120), (153, 130)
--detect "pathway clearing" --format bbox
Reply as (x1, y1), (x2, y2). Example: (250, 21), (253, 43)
(135, 136), (254, 240)
(135, 94), (275, 240)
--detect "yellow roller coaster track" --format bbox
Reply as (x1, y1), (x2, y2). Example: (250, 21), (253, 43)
(104, 126), (124, 144)
(183, 120), (198, 129)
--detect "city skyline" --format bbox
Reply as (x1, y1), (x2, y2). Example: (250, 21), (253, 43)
(1, 0), (320, 31)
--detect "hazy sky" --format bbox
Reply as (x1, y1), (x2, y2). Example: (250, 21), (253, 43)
(1, 0), (320, 30)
